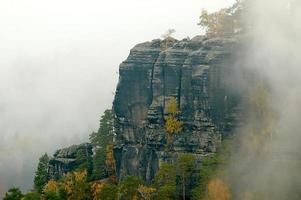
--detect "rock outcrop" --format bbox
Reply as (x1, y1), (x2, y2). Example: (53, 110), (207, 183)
(48, 143), (92, 180)
(113, 36), (246, 183)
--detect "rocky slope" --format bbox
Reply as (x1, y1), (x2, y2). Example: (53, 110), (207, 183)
(113, 35), (246, 183)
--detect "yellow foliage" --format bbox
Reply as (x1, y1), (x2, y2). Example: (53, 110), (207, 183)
(132, 196), (139, 200)
(106, 145), (117, 183)
(166, 97), (179, 116)
(91, 182), (106, 200)
(165, 116), (183, 134)
(165, 97), (183, 150)
(165, 97), (183, 134)
(199, 9), (228, 36)
(61, 170), (88, 200)
(74, 170), (87, 182)
(43, 180), (59, 193)
(138, 185), (156, 200)
(207, 178), (231, 200)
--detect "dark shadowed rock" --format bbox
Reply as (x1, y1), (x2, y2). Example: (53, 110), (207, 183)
(48, 143), (92, 180)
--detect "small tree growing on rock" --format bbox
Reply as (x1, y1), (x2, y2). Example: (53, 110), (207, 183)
(165, 97), (183, 151)
(161, 29), (176, 49)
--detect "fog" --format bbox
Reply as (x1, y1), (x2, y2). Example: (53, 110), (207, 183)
(0, 0), (236, 196)
(226, 0), (301, 199)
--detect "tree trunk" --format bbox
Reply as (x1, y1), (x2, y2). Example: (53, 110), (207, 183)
(182, 174), (185, 200)
(167, 132), (173, 151)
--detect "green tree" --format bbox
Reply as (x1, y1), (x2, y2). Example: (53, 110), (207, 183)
(176, 154), (196, 200)
(89, 109), (115, 180)
(22, 191), (41, 200)
(119, 176), (144, 200)
(98, 184), (118, 200)
(154, 163), (177, 200)
(75, 146), (93, 180)
(3, 187), (24, 200)
(34, 153), (50, 193)
(157, 184), (176, 200)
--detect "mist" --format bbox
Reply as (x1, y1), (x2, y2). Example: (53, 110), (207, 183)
(226, 0), (301, 199)
(0, 0), (236, 196)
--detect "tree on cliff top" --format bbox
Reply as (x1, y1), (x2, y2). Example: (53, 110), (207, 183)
(161, 29), (177, 49)
(198, 0), (245, 36)
(165, 97), (183, 150)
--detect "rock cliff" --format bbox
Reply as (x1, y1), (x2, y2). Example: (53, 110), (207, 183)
(48, 143), (92, 180)
(113, 36), (246, 183)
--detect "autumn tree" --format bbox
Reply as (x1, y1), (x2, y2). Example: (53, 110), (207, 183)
(138, 185), (156, 200)
(34, 153), (50, 193)
(60, 170), (91, 200)
(43, 179), (63, 200)
(106, 145), (117, 183)
(198, 0), (246, 36)
(165, 97), (183, 150)
(91, 182), (106, 200)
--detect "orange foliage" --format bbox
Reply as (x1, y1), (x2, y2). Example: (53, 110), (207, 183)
(43, 180), (59, 193)
(61, 170), (88, 200)
(106, 145), (117, 183)
(91, 182), (106, 200)
(207, 178), (231, 200)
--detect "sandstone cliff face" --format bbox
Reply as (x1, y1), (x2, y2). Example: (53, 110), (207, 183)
(48, 143), (92, 180)
(113, 36), (244, 183)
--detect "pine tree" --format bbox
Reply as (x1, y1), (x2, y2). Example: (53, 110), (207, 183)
(3, 187), (24, 200)
(34, 153), (50, 193)
(89, 109), (115, 180)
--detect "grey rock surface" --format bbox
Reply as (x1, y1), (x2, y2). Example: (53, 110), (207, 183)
(113, 36), (246, 183)
(48, 143), (92, 180)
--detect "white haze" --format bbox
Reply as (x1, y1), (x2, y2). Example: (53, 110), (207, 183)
(0, 0), (236, 196)
(228, 0), (301, 199)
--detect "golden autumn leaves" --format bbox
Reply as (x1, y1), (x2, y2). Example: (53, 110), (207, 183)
(164, 97), (183, 150)
(43, 171), (89, 200)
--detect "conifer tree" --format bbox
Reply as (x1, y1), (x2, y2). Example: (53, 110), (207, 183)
(89, 109), (115, 180)
(34, 153), (50, 193)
